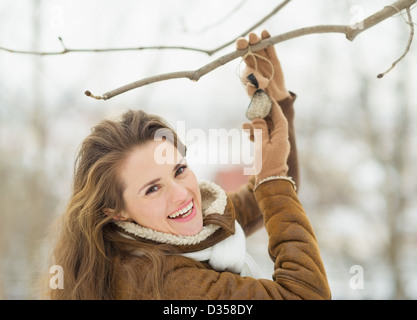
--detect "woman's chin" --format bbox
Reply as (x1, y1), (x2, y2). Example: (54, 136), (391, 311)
(178, 220), (204, 236)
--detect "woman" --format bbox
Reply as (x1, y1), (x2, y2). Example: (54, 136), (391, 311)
(45, 31), (331, 300)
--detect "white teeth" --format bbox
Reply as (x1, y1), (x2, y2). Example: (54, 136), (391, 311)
(169, 201), (193, 219)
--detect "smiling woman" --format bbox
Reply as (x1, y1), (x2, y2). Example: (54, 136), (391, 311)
(115, 141), (203, 236)
(41, 31), (330, 300)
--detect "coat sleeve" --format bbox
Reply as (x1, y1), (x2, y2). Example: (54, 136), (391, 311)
(162, 179), (331, 300)
(228, 176), (263, 237)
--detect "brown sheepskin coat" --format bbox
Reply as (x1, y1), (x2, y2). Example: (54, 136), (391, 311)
(113, 95), (331, 299)
(113, 177), (331, 300)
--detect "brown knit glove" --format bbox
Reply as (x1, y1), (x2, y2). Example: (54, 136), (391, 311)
(237, 31), (294, 188)
(236, 30), (290, 102)
(237, 30), (291, 138)
(243, 101), (290, 187)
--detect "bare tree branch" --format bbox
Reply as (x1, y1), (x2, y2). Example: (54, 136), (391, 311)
(0, 41), (210, 56)
(0, 0), (292, 57)
(86, 0), (417, 100)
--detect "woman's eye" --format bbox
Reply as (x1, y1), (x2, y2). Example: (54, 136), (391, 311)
(145, 185), (159, 195)
(175, 165), (187, 177)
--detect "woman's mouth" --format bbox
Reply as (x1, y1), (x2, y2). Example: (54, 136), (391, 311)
(168, 200), (196, 222)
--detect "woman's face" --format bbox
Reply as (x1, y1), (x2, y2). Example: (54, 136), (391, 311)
(117, 140), (203, 236)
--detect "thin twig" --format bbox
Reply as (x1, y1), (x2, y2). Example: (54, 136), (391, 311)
(182, 0), (249, 35)
(86, 0), (417, 100)
(377, 7), (415, 78)
(206, 0), (293, 54)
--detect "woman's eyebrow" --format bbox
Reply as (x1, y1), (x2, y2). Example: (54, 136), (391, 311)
(138, 158), (186, 193)
(139, 178), (161, 193)
(173, 158), (186, 172)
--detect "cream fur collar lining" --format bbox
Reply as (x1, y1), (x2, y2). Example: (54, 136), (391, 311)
(114, 180), (228, 247)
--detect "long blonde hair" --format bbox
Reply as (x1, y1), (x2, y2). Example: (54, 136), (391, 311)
(44, 109), (185, 299)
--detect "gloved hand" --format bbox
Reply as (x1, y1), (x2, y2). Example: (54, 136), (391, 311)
(242, 102), (290, 186)
(236, 30), (290, 103)
(237, 31), (292, 186)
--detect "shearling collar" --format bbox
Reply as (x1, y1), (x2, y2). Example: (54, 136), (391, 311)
(114, 180), (236, 253)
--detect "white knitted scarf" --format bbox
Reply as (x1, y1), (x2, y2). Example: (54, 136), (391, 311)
(181, 220), (262, 278)
(115, 180), (262, 278)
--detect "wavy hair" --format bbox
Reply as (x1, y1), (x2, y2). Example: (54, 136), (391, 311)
(42, 110), (185, 299)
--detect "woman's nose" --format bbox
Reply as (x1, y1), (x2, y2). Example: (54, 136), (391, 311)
(169, 180), (188, 203)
